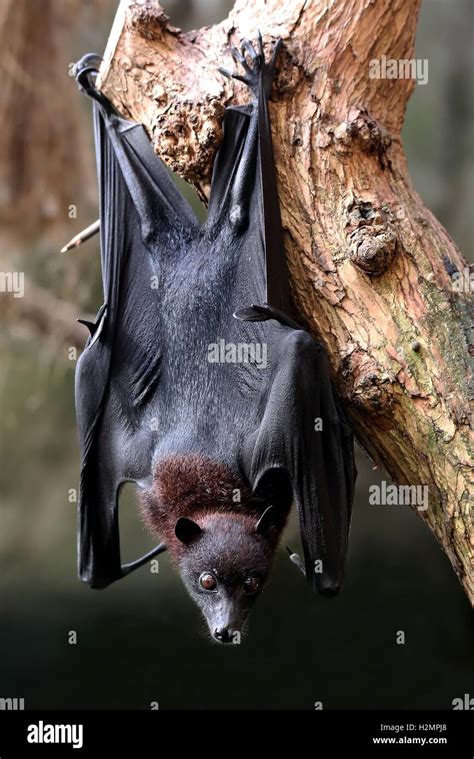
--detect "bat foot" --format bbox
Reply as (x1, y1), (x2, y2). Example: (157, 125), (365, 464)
(74, 53), (113, 111)
(219, 34), (282, 98)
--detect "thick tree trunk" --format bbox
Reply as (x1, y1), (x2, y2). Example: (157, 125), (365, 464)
(97, 0), (473, 601)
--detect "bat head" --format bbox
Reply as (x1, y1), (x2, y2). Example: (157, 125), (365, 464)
(140, 456), (292, 643)
(174, 507), (280, 644)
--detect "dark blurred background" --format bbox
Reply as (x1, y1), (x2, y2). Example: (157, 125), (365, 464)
(0, 0), (472, 710)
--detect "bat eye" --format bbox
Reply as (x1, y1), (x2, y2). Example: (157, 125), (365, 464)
(199, 572), (217, 591)
(243, 576), (260, 595)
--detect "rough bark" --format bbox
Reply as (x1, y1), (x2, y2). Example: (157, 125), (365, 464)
(97, 0), (473, 601)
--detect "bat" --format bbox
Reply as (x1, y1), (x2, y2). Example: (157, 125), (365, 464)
(73, 35), (356, 644)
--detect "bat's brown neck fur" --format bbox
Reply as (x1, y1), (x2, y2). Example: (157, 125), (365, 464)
(140, 454), (265, 560)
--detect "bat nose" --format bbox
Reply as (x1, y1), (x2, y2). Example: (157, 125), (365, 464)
(213, 626), (234, 644)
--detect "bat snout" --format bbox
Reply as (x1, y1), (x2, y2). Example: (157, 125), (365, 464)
(207, 602), (244, 645)
(213, 626), (235, 644)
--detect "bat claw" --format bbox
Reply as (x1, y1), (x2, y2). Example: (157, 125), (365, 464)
(241, 38), (259, 62)
(218, 66), (233, 80)
(74, 53), (112, 111)
(286, 546), (306, 577)
(269, 37), (283, 70)
(234, 303), (302, 330)
(231, 46), (252, 74)
(218, 66), (249, 86)
(74, 52), (102, 81)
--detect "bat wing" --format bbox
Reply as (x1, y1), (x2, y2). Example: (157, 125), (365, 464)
(74, 57), (197, 588)
(213, 40), (356, 594)
(208, 36), (291, 317)
(247, 329), (356, 595)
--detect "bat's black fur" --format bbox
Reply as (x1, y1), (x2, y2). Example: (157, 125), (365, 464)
(73, 37), (356, 643)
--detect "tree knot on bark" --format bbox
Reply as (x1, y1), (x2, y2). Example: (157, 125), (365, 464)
(151, 99), (225, 182)
(345, 197), (399, 275)
(339, 350), (395, 422)
(128, 2), (171, 41)
(333, 107), (392, 169)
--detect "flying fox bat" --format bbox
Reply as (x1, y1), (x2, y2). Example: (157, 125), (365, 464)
(73, 35), (356, 643)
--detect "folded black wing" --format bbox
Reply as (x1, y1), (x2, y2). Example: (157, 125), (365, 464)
(208, 35), (291, 316)
(248, 330), (356, 595)
(74, 57), (197, 588)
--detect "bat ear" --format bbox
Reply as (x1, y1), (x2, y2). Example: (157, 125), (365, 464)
(175, 517), (202, 545)
(255, 506), (277, 535)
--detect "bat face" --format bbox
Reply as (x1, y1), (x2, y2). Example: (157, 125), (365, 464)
(175, 514), (276, 644)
